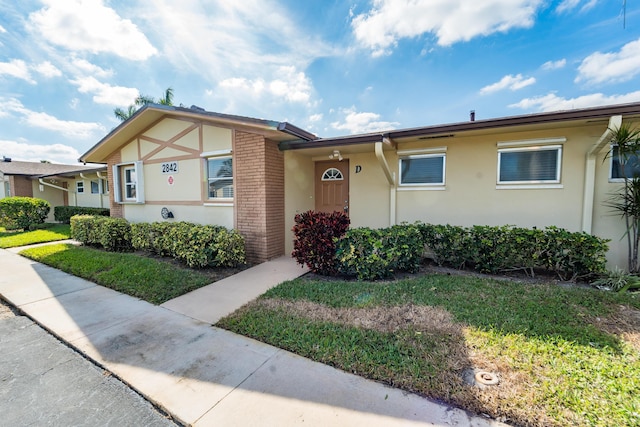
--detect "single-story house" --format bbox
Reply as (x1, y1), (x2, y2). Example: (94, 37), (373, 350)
(0, 158), (109, 221)
(79, 102), (640, 269)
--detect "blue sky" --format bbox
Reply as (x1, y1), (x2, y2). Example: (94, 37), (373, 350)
(1, 0), (639, 164)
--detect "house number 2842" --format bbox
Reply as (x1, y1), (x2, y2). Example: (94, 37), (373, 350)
(161, 162), (178, 174)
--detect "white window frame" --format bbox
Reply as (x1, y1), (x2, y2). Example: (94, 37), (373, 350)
(112, 161), (145, 203)
(497, 145), (562, 186)
(609, 144), (640, 182)
(397, 148), (446, 189)
(76, 181), (85, 193)
(101, 178), (109, 194)
(205, 154), (233, 200)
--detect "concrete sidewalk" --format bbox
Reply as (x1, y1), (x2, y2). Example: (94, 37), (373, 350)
(0, 247), (507, 427)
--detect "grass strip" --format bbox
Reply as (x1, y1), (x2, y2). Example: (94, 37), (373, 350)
(0, 224), (71, 248)
(19, 243), (213, 304)
(218, 275), (640, 427)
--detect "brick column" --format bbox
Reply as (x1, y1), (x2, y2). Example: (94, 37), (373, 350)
(234, 131), (285, 264)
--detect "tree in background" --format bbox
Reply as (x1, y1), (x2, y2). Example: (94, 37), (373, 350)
(114, 87), (174, 122)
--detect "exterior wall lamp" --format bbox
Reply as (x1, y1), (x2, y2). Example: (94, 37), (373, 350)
(329, 150), (343, 161)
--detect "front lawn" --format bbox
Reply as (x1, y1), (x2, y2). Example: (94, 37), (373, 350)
(19, 244), (225, 304)
(0, 224), (71, 248)
(217, 274), (640, 427)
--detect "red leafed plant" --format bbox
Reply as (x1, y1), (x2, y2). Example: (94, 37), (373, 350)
(292, 210), (350, 275)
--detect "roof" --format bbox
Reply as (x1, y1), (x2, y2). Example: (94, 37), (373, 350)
(279, 102), (640, 151)
(80, 104), (316, 164)
(0, 160), (104, 178)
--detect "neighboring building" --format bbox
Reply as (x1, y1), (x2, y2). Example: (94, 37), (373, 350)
(80, 102), (640, 269)
(0, 158), (108, 222)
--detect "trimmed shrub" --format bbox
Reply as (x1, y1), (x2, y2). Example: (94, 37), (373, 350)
(131, 221), (246, 268)
(0, 197), (50, 230)
(97, 217), (132, 252)
(417, 223), (609, 280)
(54, 206), (109, 224)
(336, 224), (423, 280)
(292, 210), (350, 275)
(70, 215), (101, 246)
(213, 228), (246, 268)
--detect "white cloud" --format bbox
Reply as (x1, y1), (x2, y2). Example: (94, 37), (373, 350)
(352, 0), (544, 56)
(0, 59), (35, 84)
(0, 25), (6, 33)
(0, 140), (82, 164)
(219, 66), (314, 105)
(576, 38), (640, 85)
(33, 61), (62, 78)
(556, 0), (598, 14)
(509, 91), (640, 112)
(331, 107), (399, 134)
(541, 59), (566, 70)
(28, 0), (157, 60)
(70, 58), (113, 79)
(70, 76), (138, 106)
(480, 74), (536, 95)
(309, 113), (323, 122)
(0, 97), (104, 138)
(137, 0), (331, 110)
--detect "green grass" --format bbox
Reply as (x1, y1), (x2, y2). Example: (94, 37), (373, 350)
(0, 224), (71, 248)
(19, 244), (214, 304)
(217, 275), (640, 427)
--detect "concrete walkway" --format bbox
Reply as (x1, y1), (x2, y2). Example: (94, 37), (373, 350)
(0, 247), (508, 427)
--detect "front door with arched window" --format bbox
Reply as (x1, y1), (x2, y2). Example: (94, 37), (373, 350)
(314, 160), (349, 215)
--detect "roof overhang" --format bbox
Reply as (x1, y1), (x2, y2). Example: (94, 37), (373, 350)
(280, 102), (640, 151)
(80, 104), (315, 164)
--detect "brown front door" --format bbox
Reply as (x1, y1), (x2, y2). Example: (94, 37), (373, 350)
(315, 160), (349, 215)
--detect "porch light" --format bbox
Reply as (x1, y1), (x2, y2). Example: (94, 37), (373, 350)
(329, 150), (343, 161)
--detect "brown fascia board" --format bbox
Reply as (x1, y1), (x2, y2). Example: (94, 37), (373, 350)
(276, 122), (317, 141)
(80, 104), (312, 163)
(280, 102), (640, 151)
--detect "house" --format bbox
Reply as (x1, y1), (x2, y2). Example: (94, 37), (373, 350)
(0, 158), (108, 222)
(80, 102), (640, 269)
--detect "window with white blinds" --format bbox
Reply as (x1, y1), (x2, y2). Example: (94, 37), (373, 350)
(497, 146), (561, 184)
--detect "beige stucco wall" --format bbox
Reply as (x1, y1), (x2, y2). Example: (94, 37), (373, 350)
(119, 203), (233, 227)
(31, 180), (65, 222)
(284, 121), (638, 269)
(143, 160), (203, 201)
(115, 118), (234, 228)
(395, 127), (587, 230)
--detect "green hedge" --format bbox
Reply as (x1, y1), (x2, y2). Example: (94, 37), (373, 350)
(335, 225), (423, 280)
(312, 222), (610, 281)
(70, 215), (131, 252)
(130, 221), (245, 268)
(73, 217), (246, 268)
(0, 197), (50, 230)
(54, 206), (109, 223)
(416, 223), (609, 280)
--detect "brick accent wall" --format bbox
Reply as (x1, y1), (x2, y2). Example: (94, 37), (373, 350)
(11, 176), (33, 197)
(106, 151), (123, 218)
(234, 131), (285, 264)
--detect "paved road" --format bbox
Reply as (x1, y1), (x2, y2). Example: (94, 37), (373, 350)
(0, 300), (179, 427)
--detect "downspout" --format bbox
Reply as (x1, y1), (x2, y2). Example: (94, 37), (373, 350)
(582, 115), (622, 233)
(38, 178), (76, 207)
(375, 138), (397, 226)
